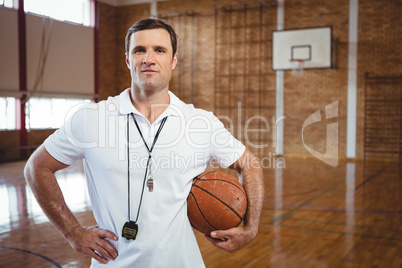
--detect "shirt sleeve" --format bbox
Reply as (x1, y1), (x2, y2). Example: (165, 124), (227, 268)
(209, 114), (246, 168)
(44, 103), (95, 165)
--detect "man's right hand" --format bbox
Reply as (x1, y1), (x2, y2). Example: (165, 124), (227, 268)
(66, 226), (119, 264)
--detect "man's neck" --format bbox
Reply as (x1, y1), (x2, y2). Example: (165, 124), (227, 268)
(129, 87), (170, 124)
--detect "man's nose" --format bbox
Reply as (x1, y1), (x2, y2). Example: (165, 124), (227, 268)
(143, 51), (156, 65)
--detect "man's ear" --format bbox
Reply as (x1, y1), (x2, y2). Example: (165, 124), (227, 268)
(172, 53), (178, 70)
(125, 53), (130, 69)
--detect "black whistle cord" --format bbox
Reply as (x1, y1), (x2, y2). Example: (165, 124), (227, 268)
(127, 113), (168, 222)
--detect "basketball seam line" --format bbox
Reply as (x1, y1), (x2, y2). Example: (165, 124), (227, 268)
(195, 178), (246, 196)
(188, 192), (218, 231)
(192, 184), (243, 221)
(194, 171), (215, 182)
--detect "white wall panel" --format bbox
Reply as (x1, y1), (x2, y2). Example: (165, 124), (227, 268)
(0, 8), (19, 96)
(26, 14), (94, 98)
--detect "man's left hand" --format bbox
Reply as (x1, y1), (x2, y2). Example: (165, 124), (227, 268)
(204, 227), (257, 253)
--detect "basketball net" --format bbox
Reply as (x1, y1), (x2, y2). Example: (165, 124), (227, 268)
(290, 59), (305, 76)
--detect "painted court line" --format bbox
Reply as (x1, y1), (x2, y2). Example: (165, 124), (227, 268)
(267, 180), (345, 225)
(354, 164), (388, 190)
(277, 224), (402, 242)
(283, 217), (402, 233)
(322, 238), (344, 243)
(0, 245), (62, 268)
(264, 201), (402, 217)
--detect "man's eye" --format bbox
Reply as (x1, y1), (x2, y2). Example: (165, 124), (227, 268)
(156, 49), (166, 53)
(134, 49), (145, 54)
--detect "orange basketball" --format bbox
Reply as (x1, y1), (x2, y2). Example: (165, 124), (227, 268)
(187, 171), (247, 235)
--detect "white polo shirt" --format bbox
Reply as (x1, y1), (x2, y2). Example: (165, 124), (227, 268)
(44, 89), (245, 267)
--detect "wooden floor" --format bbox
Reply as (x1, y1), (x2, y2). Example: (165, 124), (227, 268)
(0, 158), (401, 267)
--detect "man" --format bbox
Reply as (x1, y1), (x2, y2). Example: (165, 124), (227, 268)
(24, 19), (264, 267)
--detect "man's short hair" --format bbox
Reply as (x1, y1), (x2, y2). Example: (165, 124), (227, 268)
(125, 19), (178, 58)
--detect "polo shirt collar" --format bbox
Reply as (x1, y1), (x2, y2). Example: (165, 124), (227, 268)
(118, 88), (184, 118)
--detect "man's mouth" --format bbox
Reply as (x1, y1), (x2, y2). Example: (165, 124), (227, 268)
(142, 69), (157, 73)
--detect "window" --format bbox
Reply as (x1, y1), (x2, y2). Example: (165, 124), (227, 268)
(26, 97), (91, 129)
(24, 0), (91, 26)
(0, 0), (13, 8)
(0, 97), (16, 130)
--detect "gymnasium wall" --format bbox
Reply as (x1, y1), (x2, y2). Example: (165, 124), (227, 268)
(100, 0), (279, 160)
(0, 129), (55, 162)
(97, 0), (401, 161)
(281, 0), (349, 159)
(1, 0), (400, 163)
(357, 0), (402, 161)
(0, 6), (94, 162)
(98, 4), (120, 101)
(0, 8), (95, 98)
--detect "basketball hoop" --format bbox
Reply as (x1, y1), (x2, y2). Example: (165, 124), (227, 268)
(290, 59), (305, 76)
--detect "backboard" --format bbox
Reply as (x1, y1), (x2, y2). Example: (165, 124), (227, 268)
(272, 27), (332, 71)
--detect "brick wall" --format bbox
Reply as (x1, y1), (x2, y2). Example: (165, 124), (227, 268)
(357, 0), (402, 159)
(282, 0), (349, 158)
(96, 0), (402, 161)
(98, 3), (119, 101)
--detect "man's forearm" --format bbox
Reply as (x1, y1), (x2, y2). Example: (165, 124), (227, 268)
(24, 147), (119, 263)
(24, 150), (80, 240)
(240, 153), (264, 234)
(207, 149), (265, 252)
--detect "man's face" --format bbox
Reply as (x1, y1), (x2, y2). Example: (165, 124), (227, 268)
(125, 29), (177, 91)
